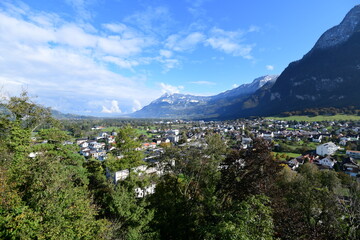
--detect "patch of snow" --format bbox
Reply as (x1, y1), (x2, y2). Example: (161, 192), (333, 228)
(270, 92), (281, 101)
(314, 5), (360, 49)
(293, 82), (303, 86)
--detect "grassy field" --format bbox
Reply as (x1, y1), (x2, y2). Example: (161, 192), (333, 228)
(267, 114), (360, 122)
(272, 152), (302, 160)
(136, 129), (153, 137)
(99, 127), (153, 137)
(101, 127), (121, 132)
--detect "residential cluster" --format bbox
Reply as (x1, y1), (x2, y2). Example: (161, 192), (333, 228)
(71, 118), (360, 186)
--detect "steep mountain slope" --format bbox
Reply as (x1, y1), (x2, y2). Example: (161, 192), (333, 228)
(223, 5), (360, 119)
(212, 75), (278, 100)
(132, 75), (278, 119)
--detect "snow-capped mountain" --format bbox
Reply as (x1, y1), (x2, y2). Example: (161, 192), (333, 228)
(150, 93), (211, 105)
(213, 75), (278, 100)
(131, 75), (278, 119)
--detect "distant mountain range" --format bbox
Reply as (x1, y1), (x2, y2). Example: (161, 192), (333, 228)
(51, 110), (98, 120)
(131, 75), (278, 119)
(133, 5), (360, 120)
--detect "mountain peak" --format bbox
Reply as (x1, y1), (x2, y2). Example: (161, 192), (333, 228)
(160, 92), (173, 98)
(132, 75), (279, 119)
(252, 75), (279, 87)
(213, 75), (279, 100)
(313, 5), (360, 50)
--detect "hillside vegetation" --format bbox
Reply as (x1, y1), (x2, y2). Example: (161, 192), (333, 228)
(1, 93), (359, 240)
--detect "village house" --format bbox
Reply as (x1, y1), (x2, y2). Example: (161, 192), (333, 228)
(342, 157), (359, 177)
(167, 129), (180, 135)
(287, 158), (300, 170)
(79, 141), (89, 148)
(311, 134), (322, 143)
(317, 156), (336, 168)
(76, 138), (88, 145)
(80, 147), (91, 157)
(346, 150), (360, 159)
(241, 137), (252, 149)
(167, 135), (179, 143)
(316, 142), (339, 156)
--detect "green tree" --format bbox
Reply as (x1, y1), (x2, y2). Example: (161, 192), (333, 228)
(178, 132), (188, 144)
(0, 167), (41, 239)
(218, 138), (281, 203)
(108, 180), (155, 240)
(0, 93), (108, 239)
(2, 91), (53, 132)
(212, 195), (274, 240)
(106, 125), (144, 172)
(37, 128), (69, 144)
(149, 135), (227, 239)
(275, 163), (347, 239)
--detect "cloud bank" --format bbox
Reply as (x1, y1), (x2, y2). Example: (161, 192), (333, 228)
(0, 1), (259, 115)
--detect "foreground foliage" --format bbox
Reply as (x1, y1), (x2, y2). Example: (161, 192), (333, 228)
(1, 93), (359, 239)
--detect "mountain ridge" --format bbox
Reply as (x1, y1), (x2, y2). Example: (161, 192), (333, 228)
(132, 75), (278, 119)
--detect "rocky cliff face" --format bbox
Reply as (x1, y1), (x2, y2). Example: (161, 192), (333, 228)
(313, 5), (360, 50)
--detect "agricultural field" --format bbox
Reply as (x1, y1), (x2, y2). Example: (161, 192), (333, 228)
(267, 114), (360, 122)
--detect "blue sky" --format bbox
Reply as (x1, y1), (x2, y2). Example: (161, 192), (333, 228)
(0, 0), (358, 116)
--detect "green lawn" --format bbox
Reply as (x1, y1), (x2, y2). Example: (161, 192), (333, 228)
(272, 152), (301, 160)
(136, 129), (153, 137)
(275, 141), (318, 153)
(267, 114), (360, 122)
(98, 127), (153, 138)
(101, 127), (121, 132)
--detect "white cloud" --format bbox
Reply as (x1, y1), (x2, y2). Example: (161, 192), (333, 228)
(158, 58), (181, 73)
(266, 65), (274, 71)
(0, 2), (259, 115)
(187, 0), (211, 8)
(97, 36), (146, 57)
(211, 56), (224, 61)
(205, 27), (254, 59)
(102, 56), (139, 69)
(101, 100), (122, 113)
(124, 6), (174, 36)
(159, 83), (184, 94)
(248, 25), (260, 33)
(165, 32), (205, 52)
(132, 99), (142, 112)
(103, 23), (128, 33)
(159, 49), (173, 58)
(0, 6), (152, 57)
(56, 24), (97, 48)
(189, 81), (215, 85)
(0, 13), (55, 44)
(65, 0), (93, 20)
(0, 3), (160, 115)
